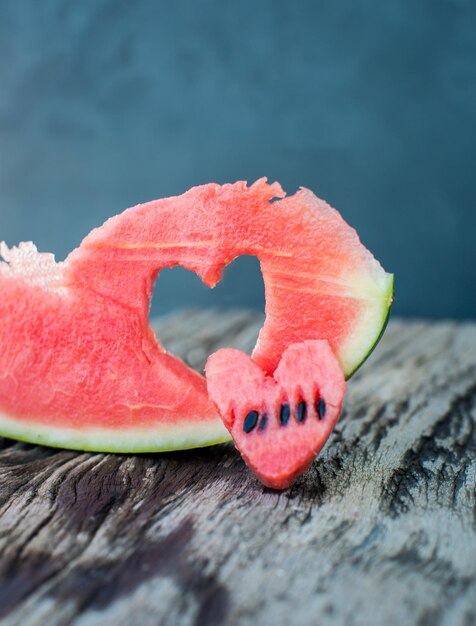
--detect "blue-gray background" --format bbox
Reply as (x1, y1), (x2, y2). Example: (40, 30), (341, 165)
(0, 0), (475, 319)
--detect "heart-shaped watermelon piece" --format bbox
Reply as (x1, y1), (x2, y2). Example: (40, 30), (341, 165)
(206, 340), (346, 489)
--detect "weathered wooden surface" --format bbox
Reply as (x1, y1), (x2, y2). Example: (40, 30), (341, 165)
(0, 310), (475, 626)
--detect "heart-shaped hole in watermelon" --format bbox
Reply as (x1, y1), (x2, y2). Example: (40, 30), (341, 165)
(149, 256), (265, 369)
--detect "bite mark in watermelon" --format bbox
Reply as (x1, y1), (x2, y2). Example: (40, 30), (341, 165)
(206, 340), (346, 489)
(0, 179), (393, 452)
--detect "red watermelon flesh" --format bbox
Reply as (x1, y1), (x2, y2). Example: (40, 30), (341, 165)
(206, 340), (346, 489)
(0, 179), (392, 452)
(0, 243), (223, 451)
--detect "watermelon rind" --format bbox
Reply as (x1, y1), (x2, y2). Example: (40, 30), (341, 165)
(341, 273), (394, 379)
(0, 410), (231, 452)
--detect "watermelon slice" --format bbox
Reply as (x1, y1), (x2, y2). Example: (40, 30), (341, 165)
(206, 340), (346, 489)
(0, 179), (393, 452)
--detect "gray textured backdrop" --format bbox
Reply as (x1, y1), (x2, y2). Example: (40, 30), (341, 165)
(0, 0), (474, 318)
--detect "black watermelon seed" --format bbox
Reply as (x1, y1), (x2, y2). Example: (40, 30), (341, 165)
(258, 413), (268, 432)
(317, 398), (326, 420)
(279, 403), (291, 427)
(243, 410), (259, 433)
(297, 401), (307, 423)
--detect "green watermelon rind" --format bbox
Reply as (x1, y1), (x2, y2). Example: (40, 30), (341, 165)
(344, 273), (394, 379)
(0, 412), (232, 453)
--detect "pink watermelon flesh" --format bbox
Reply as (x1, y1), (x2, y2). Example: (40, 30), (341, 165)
(0, 179), (392, 452)
(206, 340), (346, 489)
(0, 244), (223, 451)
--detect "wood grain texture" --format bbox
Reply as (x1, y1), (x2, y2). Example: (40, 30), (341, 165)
(0, 310), (475, 626)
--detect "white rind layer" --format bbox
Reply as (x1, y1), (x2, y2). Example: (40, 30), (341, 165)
(0, 410), (232, 453)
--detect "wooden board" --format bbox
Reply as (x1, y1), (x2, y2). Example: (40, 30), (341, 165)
(0, 311), (475, 626)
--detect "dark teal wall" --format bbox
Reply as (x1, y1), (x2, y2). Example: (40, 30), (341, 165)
(0, 1), (475, 318)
